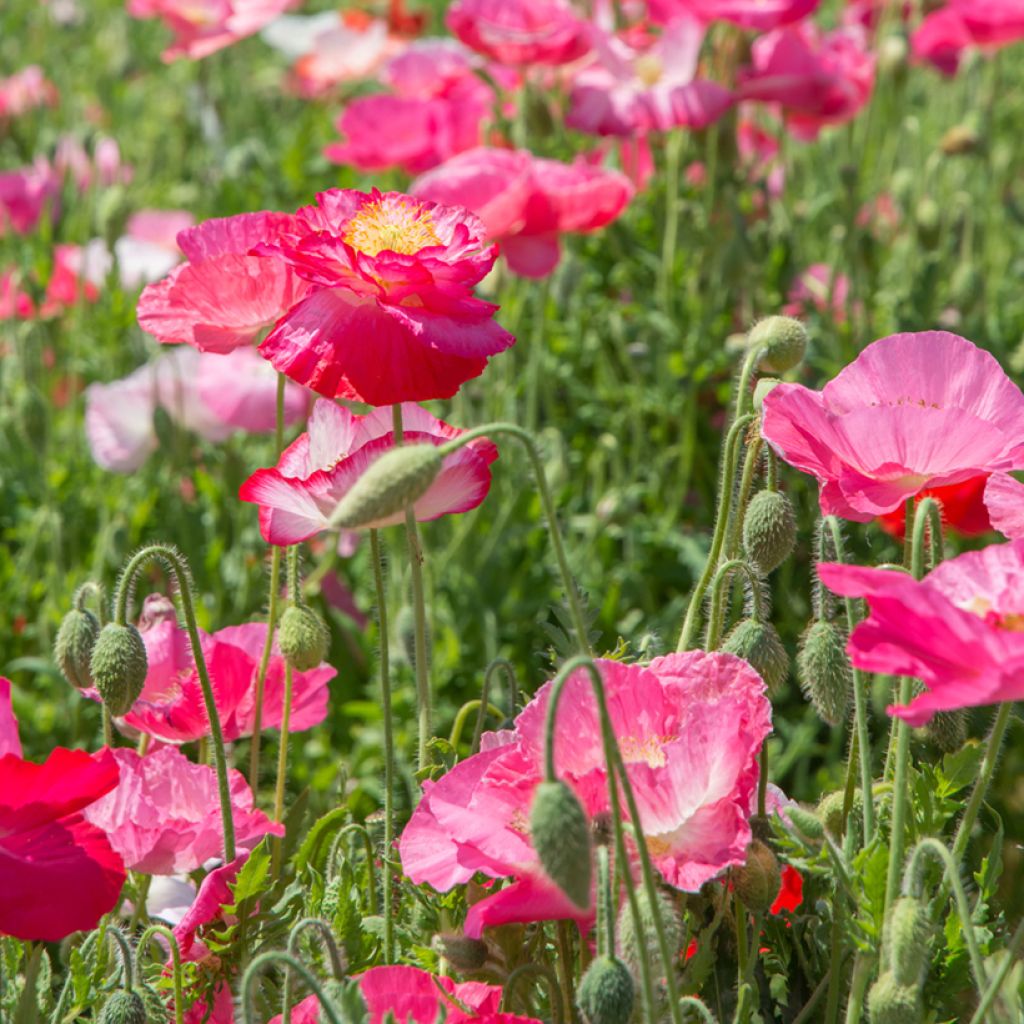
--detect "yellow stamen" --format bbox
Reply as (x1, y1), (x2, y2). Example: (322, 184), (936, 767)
(343, 195), (441, 257)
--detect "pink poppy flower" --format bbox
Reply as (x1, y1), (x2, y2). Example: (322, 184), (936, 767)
(567, 15), (734, 137)
(240, 399), (498, 545)
(55, 134), (133, 192)
(0, 66), (58, 118)
(760, 331), (1024, 522)
(819, 540), (1024, 725)
(411, 147), (633, 278)
(400, 652), (771, 936)
(877, 474), (992, 539)
(0, 159), (60, 235)
(0, 269), (34, 320)
(0, 678), (20, 758)
(257, 188), (514, 405)
(39, 243), (103, 317)
(648, 0), (820, 30)
(782, 263), (854, 323)
(137, 210), (311, 353)
(984, 473), (1024, 540)
(911, 7), (974, 76)
(446, 0), (590, 66)
(0, 747), (126, 941)
(82, 747), (283, 874)
(950, 0), (1024, 49)
(739, 23), (875, 139)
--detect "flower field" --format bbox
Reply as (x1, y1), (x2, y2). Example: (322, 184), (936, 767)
(3, 0), (1024, 1021)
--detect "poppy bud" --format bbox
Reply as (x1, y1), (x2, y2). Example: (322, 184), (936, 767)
(749, 316), (808, 374)
(923, 709), (967, 753)
(731, 840), (781, 913)
(743, 490), (797, 573)
(99, 990), (148, 1024)
(867, 971), (922, 1024)
(577, 956), (635, 1024)
(797, 620), (852, 726)
(278, 605), (329, 671)
(753, 377), (781, 411)
(54, 607), (100, 690)
(788, 805), (825, 841)
(877, 34), (908, 79)
(885, 897), (930, 986)
(940, 123), (981, 156)
(616, 886), (681, 978)
(90, 623), (148, 717)
(722, 619), (789, 696)
(816, 789), (864, 839)
(915, 197), (941, 249)
(529, 780), (592, 910)
(328, 445), (443, 529)
(433, 933), (489, 971)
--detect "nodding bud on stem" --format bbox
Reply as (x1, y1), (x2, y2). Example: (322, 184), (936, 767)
(867, 971), (922, 1024)
(722, 619), (789, 696)
(278, 605), (329, 671)
(731, 839), (782, 913)
(90, 623), (148, 717)
(529, 780), (592, 910)
(743, 490), (797, 574)
(797, 620), (852, 727)
(98, 991), (148, 1024)
(432, 933), (489, 972)
(749, 316), (808, 374)
(617, 886), (681, 980)
(787, 805), (825, 841)
(817, 789), (864, 840)
(577, 956), (635, 1024)
(885, 897), (931, 987)
(923, 709), (968, 753)
(54, 608), (100, 690)
(328, 445), (443, 530)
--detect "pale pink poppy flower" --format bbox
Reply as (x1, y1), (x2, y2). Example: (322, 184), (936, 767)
(739, 23), (875, 139)
(648, 0), (820, 30)
(0, 159), (60, 235)
(761, 331), (1024, 522)
(400, 652), (772, 936)
(984, 474), (1024, 540)
(240, 399), (498, 545)
(109, 209), (194, 289)
(783, 263), (853, 322)
(447, 0), (591, 67)
(0, 270), (34, 320)
(911, 7), (973, 76)
(82, 747), (283, 874)
(54, 135), (133, 191)
(40, 244), (102, 317)
(411, 146), (634, 278)
(0, 66), (57, 118)
(951, 0), (1024, 49)
(0, 678), (20, 758)
(819, 540), (1024, 725)
(568, 15), (734, 137)
(137, 210), (311, 353)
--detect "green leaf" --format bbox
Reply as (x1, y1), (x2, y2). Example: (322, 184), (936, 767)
(229, 839), (272, 911)
(294, 808), (350, 875)
(937, 740), (985, 797)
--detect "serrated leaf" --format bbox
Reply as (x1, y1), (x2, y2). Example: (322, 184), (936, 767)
(294, 808), (350, 874)
(975, 809), (1004, 902)
(938, 741), (984, 797)
(229, 838), (272, 909)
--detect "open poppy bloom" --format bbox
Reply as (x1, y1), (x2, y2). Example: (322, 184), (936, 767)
(400, 652), (771, 936)
(876, 474), (992, 539)
(240, 399), (498, 545)
(819, 540), (1024, 725)
(649, 0), (820, 30)
(985, 473), (1024, 540)
(446, 0), (590, 66)
(0, 678), (20, 757)
(761, 331), (1024, 522)
(257, 188), (514, 405)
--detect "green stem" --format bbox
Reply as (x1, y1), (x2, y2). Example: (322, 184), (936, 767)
(448, 699), (505, 752)
(705, 558), (766, 651)
(502, 963), (564, 1024)
(597, 845), (614, 959)
(241, 952), (345, 1024)
(724, 437), (763, 561)
(328, 823), (380, 915)
(282, 918), (346, 1024)
(138, 925), (184, 1024)
(106, 925), (134, 989)
(842, 954), (872, 1024)
(968, 913), (1024, 1024)
(823, 882), (846, 1024)
(471, 658), (517, 753)
(678, 996), (718, 1023)
(272, 546), (299, 872)
(660, 130), (683, 313)
(102, 706), (113, 747)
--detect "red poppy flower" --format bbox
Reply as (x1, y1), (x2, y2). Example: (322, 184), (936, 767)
(876, 474), (992, 539)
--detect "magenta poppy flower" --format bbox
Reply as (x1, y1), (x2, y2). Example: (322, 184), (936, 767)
(257, 189), (514, 405)
(446, 0), (590, 67)
(82, 747), (283, 874)
(760, 331), (1024, 523)
(0, 747), (126, 941)
(649, 0), (820, 30)
(240, 399), (498, 545)
(0, 270), (33, 320)
(412, 147), (633, 278)
(782, 263), (855, 323)
(0, 678), (19, 758)
(911, 7), (974, 76)
(984, 474), (1024, 540)
(739, 23), (875, 139)
(950, 0), (1024, 48)
(819, 541), (1024, 725)
(400, 652), (771, 936)
(0, 65), (57, 119)
(137, 211), (311, 353)
(0, 159), (59, 235)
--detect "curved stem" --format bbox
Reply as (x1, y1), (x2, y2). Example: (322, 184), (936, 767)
(272, 546), (299, 873)
(705, 558), (765, 651)
(105, 925), (134, 989)
(968, 913), (1024, 1024)
(678, 996), (718, 1023)
(282, 918), (347, 1024)
(501, 963), (564, 1024)
(724, 437), (763, 562)
(137, 924), (184, 1024)
(241, 952), (345, 1024)
(449, 699), (505, 752)
(472, 658), (518, 754)
(328, 823), (379, 915)
(910, 497), (943, 580)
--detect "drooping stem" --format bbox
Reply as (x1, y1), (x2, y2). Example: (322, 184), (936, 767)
(471, 658), (518, 753)
(724, 436), (763, 561)
(968, 913), (1024, 1024)
(502, 963), (564, 1024)
(282, 918), (346, 1024)
(448, 699), (505, 752)
(138, 925), (184, 1024)
(105, 925), (134, 989)
(327, 823), (380, 916)
(241, 952), (345, 1024)
(705, 558), (766, 651)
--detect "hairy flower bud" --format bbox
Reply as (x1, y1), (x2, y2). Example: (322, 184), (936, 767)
(816, 789), (864, 840)
(885, 897), (931, 986)
(616, 886), (681, 980)
(54, 608), (100, 690)
(749, 316), (808, 374)
(577, 956), (635, 1024)
(731, 840), (781, 913)
(787, 804), (825, 841)
(90, 623), (148, 717)
(99, 990), (148, 1024)
(530, 780), (592, 910)
(743, 490), (797, 573)
(753, 377), (781, 412)
(278, 604), (329, 671)
(722, 619), (789, 696)
(923, 709), (968, 753)
(867, 971), (922, 1024)
(328, 445), (443, 529)
(433, 933), (489, 972)
(797, 620), (852, 726)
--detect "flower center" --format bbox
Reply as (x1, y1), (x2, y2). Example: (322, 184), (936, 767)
(618, 734), (668, 769)
(963, 596), (1024, 632)
(634, 53), (663, 87)
(343, 196), (441, 257)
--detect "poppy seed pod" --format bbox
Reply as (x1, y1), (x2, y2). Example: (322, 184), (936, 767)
(797, 620), (852, 726)
(90, 623), (148, 717)
(867, 971), (922, 1024)
(722, 619), (789, 696)
(923, 709), (968, 753)
(328, 444), (443, 530)
(577, 956), (635, 1024)
(616, 885), (681, 979)
(885, 897), (931, 986)
(529, 780), (592, 910)
(749, 316), (808, 374)
(278, 604), (329, 671)
(731, 839), (782, 913)
(743, 490), (797, 573)
(98, 990), (148, 1024)
(54, 607), (100, 690)
(433, 933), (489, 971)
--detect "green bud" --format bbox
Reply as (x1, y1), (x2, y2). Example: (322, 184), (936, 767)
(915, 197), (941, 249)
(731, 840), (781, 913)
(722, 619), (789, 696)
(816, 789), (863, 840)
(749, 316), (808, 374)
(432, 933), (489, 971)
(787, 804), (825, 841)
(867, 971), (922, 1024)
(90, 623), (148, 717)
(530, 780), (592, 910)
(99, 990), (148, 1024)
(616, 886), (681, 979)
(743, 490), (797, 574)
(923, 709), (968, 753)
(54, 608), (100, 690)
(577, 956), (635, 1024)
(877, 34), (908, 79)
(278, 604), (329, 671)
(328, 445), (443, 529)
(885, 897), (931, 987)
(753, 377), (781, 411)
(797, 620), (852, 726)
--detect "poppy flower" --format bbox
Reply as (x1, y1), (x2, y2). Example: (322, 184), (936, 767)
(911, 7), (974, 76)
(0, 65), (57, 119)
(985, 473), (1024, 540)
(0, 677), (19, 758)
(950, 0), (1024, 49)
(0, 747), (126, 941)
(648, 0), (821, 30)
(0, 159), (59, 235)
(876, 474), (992, 539)
(446, 0), (590, 67)
(257, 188), (514, 405)
(760, 331), (1024, 523)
